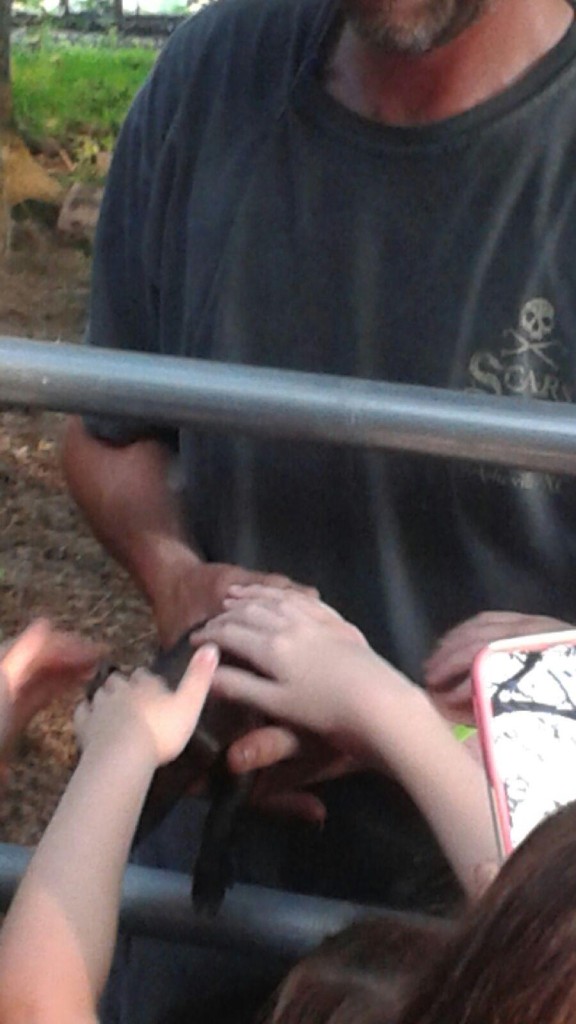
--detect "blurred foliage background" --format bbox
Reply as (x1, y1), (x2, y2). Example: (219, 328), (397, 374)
(0, 0), (206, 208)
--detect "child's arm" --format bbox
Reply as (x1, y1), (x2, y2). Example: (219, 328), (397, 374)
(0, 644), (218, 1024)
(193, 587), (499, 898)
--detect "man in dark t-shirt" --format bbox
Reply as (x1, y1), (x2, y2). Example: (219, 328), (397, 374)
(62, 0), (576, 1019)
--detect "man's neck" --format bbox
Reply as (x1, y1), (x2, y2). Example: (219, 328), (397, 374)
(324, 0), (574, 125)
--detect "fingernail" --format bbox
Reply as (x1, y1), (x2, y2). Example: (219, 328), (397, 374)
(227, 584), (245, 596)
(232, 746), (253, 771)
(199, 642), (219, 665)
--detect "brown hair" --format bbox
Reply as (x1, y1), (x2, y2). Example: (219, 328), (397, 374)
(400, 800), (576, 1024)
(266, 914), (453, 1024)
(267, 801), (576, 1024)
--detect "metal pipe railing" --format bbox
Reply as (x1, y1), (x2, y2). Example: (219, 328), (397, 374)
(0, 336), (568, 954)
(0, 843), (449, 955)
(2, 337), (576, 475)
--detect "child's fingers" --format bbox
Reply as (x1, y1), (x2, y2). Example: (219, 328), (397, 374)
(127, 668), (162, 690)
(173, 643), (220, 712)
(0, 620), (51, 687)
(0, 622), (106, 699)
(73, 698), (91, 739)
(43, 634), (107, 678)
(191, 617), (271, 674)
(226, 584), (301, 603)
(211, 664), (276, 716)
(102, 671), (127, 694)
(216, 599), (285, 631)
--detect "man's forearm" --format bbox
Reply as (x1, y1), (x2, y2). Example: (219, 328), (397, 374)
(62, 417), (201, 607)
(62, 419), (302, 648)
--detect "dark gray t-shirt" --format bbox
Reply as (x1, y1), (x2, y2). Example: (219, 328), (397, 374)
(88, 12), (576, 1021)
(86, 0), (576, 683)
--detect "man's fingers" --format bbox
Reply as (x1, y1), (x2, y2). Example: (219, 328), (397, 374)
(425, 628), (501, 684)
(253, 790), (327, 824)
(254, 749), (354, 797)
(426, 612), (575, 690)
(226, 724), (302, 773)
(429, 680), (475, 725)
(426, 624), (518, 689)
(425, 647), (481, 690)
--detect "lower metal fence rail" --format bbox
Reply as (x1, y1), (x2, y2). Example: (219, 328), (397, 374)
(0, 843), (450, 957)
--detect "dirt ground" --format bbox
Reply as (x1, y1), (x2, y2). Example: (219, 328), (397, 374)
(0, 222), (156, 844)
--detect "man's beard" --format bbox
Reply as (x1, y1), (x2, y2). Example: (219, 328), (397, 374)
(342, 0), (491, 53)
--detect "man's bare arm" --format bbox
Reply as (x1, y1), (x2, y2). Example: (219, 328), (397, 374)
(62, 417), (309, 647)
(62, 417), (204, 646)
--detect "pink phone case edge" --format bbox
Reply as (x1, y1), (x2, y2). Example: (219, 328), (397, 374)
(472, 647), (514, 857)
(472, 629), (576, 856)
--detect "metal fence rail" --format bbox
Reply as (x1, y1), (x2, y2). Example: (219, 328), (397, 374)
(0, 843), (450, 955)
(0, 335), (573, 953)
(2, 337), (576, 474)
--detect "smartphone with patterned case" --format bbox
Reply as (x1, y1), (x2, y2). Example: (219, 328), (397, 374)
(473, 631), (576, 859)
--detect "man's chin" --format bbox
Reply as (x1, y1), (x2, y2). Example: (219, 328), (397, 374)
(349, 15), (448, 54)
(343, 0), (488, 54)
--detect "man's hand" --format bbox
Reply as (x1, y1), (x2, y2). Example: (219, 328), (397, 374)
(424, 610), (573, 724)
(0, 620), (105, 752)
(226, 724), (356, 824)
(75, 645), (218, 767)
(153, 558), (318, 649)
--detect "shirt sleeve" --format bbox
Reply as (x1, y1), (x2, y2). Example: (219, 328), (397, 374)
(82, 21), (200, 449)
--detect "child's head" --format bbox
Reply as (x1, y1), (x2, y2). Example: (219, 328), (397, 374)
(267, 801), (576, 1024)
(266, 915), (452, 1024)
(401, 799), (576, 1024)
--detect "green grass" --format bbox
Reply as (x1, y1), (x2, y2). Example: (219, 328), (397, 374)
(11, 42), (157, 144)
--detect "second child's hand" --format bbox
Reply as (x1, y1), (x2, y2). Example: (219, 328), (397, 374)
(192, 585), (388, 750)
(192, 586), (500, 897)
(0, 645), (219, 1024)
(0, 620), (105, 757)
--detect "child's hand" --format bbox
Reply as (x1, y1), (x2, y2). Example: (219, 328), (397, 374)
(75, 644), (218, 766)
(0, 619), (105, 750)
(424, 611), (573, 724)
(192, 586), (404, 745)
